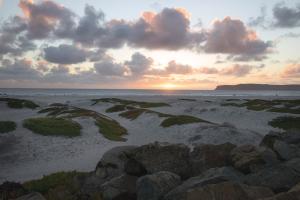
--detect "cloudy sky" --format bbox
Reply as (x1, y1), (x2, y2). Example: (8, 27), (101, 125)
(0, 0), (299, 89)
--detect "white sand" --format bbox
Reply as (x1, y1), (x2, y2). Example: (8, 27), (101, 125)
(0, 95), (296, 183)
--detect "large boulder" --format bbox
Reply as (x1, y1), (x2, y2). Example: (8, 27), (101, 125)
(243, 158), (300, 193)
(15, 192), (46, 200)
(129, 142), (191, 179)
(95, 146), (137, 179)
(273, 140), (299, 161)
(164, 167), (244, 200)
(230, 145), (278, 173)
(0, 182), (28, 199)
(260, 131), (300, 161)
(136, 171), (181, 200)
(185, 181), (274, 200)
(259, 182), (300, 200)
(189, 143), (236, 176)
(100, 174), (138, 200)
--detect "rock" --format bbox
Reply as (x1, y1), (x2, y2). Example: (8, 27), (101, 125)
(15, 192), (46, 200)
(259, 181), (300, 200)
(273, 140), (299, 161)
(164, 167), (244, 200)
(95, 146), (137, 179)
(190, 143), (236, 176)
(129, 142), (191, 179)
(185, 181), (274, 200)
(100, 174), (138, 200)
(80, 172), (107, 196)
(124, 158), (147, 177)
(0, 182), (28, 199)
(243, 158), (300, 193)
(230, 145), (278, 173)
(283, 130), (300, 145)
(136, 171), (181, 200)
(259, 191), (300, 200)
(260, 132), (283, 148)
(289, 182), (300, 192)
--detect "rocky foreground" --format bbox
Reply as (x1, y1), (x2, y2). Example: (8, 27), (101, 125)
(1, 130), (300, 200)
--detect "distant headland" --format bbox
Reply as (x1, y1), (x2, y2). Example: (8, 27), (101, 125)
(215, 84), (300, 90)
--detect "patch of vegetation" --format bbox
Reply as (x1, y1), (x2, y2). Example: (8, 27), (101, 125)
(0, 98), (39, 109)
(161, 115), (211, 127)
(119, 108), (171, 120)
(268, 116), (300, 131)
(221, 99), (300, 114)
(23, 171), (87, 195)
(221, 103), (245, 107)
(38, 105), (128, 141)
(226, 99), (242, 102)
(0, 121), (16, 133)
(92, 98), (170, 108)
(179, 98), (197, 102)
(105, 105), (128, 113)
(119, 109), (146, 120)
(119, 107), (212, 128)
(23, 117), (81, 137)
(95, 117), (127, 141)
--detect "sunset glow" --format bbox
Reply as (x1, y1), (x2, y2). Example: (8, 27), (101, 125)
(0, 0), (299, 89)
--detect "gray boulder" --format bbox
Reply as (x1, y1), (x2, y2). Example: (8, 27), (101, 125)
(136, 171), (181, 200)
(95, 146), (137, 179)
(100, 174), (138, 200)
(190, 143), (236, 176)
(273, 140), (299, 161)
(0, 182), (28, 199)
(15, 192), (46, 200)
(230, 145), (278, 173)
(165, 167), (244, 200)
(185, 181), (274, 200)
(129, 142), (190, 179)
(243, 158), (300, 193)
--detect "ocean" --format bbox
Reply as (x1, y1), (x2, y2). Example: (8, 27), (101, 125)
(0, 88), (300, 97)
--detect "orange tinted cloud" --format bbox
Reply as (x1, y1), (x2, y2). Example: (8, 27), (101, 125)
(282, 64), (300, 77)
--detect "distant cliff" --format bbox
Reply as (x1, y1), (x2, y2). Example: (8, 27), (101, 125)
(215, 84), (300, 90)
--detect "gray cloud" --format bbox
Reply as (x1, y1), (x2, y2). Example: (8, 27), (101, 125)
(94, 59), (127, 76)
(273, 3), (300, 28)
(0, 16), (35, 56)
(219, 64), (255, 76)
(165, 60), (194, 74)
(0, 59), (41, 80)
(125, 52), (153, 75)
(248, 6), (267, 27)
(204, 17), (271, 60)
(19, 0), (76, 39)
(43, 44), (89, 64)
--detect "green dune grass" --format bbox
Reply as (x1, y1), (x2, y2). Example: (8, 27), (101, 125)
(23, 117), (81, 137)
(0, 121), (17, 133)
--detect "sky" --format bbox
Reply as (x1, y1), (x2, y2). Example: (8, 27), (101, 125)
(0, 0), (299, 89)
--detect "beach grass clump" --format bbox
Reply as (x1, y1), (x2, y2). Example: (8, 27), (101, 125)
(105, 104), (128, 113)
(160, 115), (211, 128)
(23, 117), (81, 137)
(119, 108), (171, 120)
(0, 98), (39, 109)
(179, 98), (197, 102)
(23, 171), (87, 195)
(92, 98), (170, 108)
(268, 116), (300, 131)
(0, 121), (17, 133)
(38, 105), (128, 141)
(221, 99), (300, 114)
(95, 117), (127, 141)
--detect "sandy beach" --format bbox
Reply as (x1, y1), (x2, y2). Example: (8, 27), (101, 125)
(1, 94), (298, 183)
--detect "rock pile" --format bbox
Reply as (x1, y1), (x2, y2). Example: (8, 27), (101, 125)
(1, 130), (300, 200)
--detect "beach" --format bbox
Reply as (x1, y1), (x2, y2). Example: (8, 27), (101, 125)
(1, 91), (299, 183)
